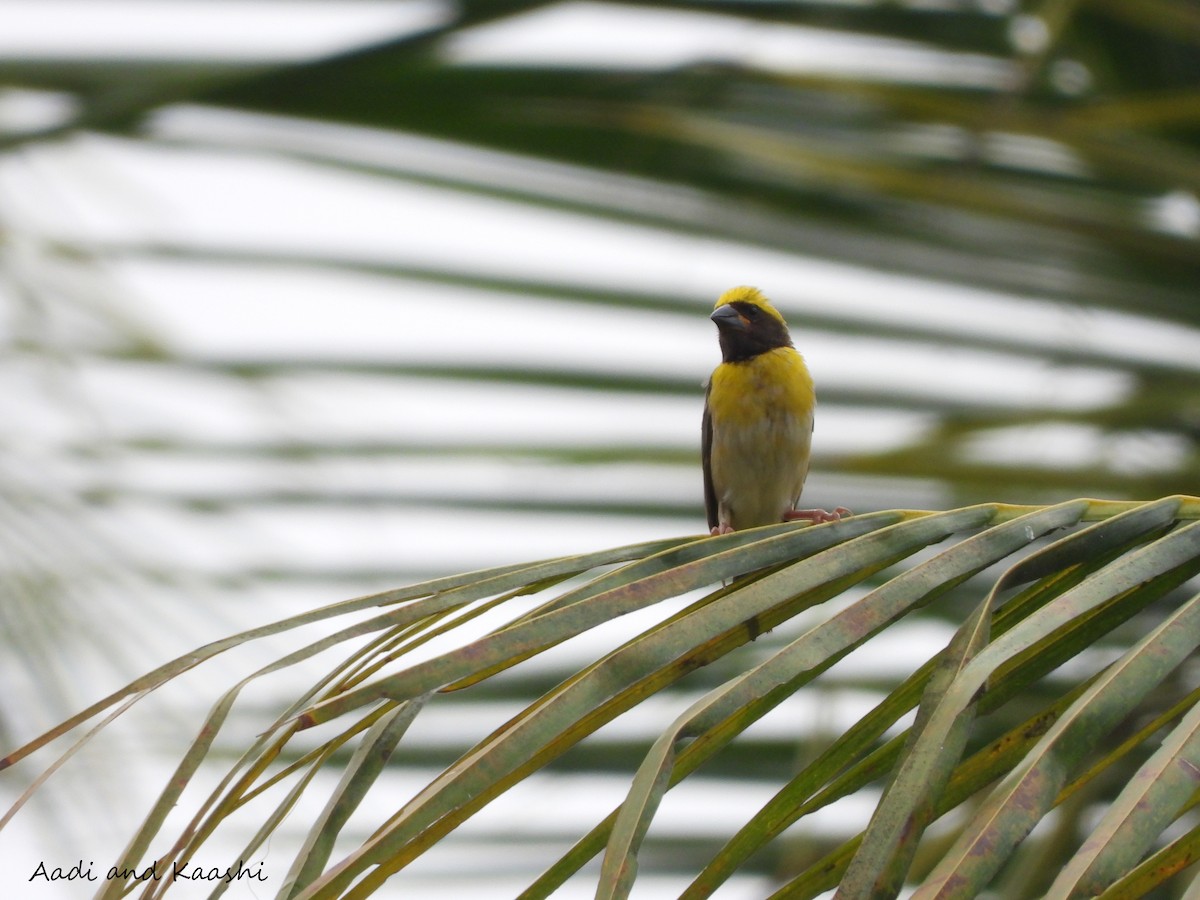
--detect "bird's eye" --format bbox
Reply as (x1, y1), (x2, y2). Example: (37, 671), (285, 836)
(744, 306), (759, 318)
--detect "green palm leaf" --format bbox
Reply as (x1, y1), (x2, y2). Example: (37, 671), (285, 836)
(6, 497), (1200, 896)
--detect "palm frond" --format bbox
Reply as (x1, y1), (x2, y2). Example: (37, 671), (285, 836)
(6, 498), (1200, 896)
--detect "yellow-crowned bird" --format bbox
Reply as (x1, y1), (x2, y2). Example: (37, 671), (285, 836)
(703, 286), (849, 534)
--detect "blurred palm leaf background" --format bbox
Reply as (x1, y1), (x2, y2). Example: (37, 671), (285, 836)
(1, 0), (1198, 897)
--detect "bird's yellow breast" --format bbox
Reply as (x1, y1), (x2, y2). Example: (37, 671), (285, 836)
(707, 347), (814, 427)
(706, 346), (816, 530)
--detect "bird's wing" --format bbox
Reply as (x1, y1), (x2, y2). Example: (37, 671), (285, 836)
(702, 381), (718, 530)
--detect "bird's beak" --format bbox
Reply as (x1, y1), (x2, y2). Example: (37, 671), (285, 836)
(710, 304), (747, 331)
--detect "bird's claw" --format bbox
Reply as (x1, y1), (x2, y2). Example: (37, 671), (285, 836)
(711, 508), (850, 535)
(784, 506), (852, 524)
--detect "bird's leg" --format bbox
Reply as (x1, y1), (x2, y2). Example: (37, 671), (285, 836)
(710, 523), (735, 535)
(784, 506), (852, 524)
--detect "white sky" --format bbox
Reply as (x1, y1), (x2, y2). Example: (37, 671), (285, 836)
(0, 0), (450, 59)
(445, 0), (1020, 88)
(0, 0), (1013, 87)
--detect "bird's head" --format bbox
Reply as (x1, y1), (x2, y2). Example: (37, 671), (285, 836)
(710, 286), (793, 363)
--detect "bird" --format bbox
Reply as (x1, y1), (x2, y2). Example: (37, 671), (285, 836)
(702, 286), (849, 534)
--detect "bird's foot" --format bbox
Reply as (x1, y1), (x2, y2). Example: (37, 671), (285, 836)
(784, 506), (852, 524)
(710, 523), (735, 535)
